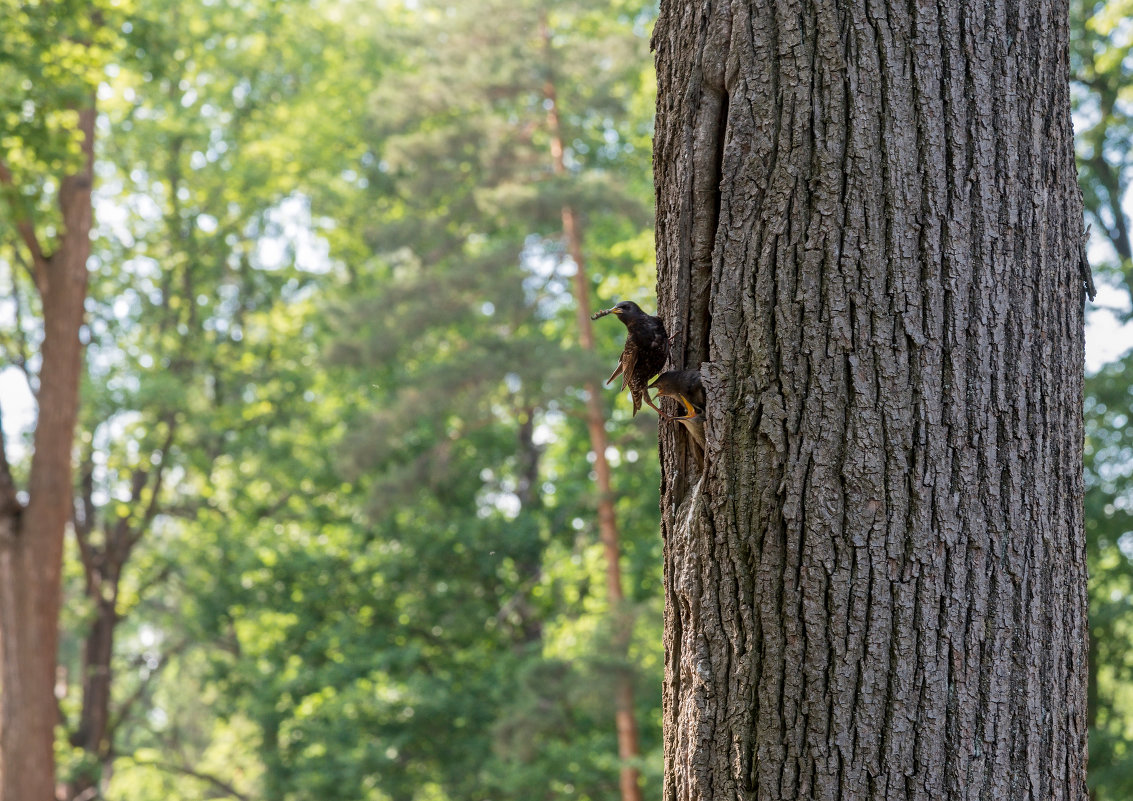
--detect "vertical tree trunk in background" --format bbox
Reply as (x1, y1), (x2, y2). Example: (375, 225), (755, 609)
(654, 1), (1089, 799)
(0, 104), (95, 801)
(542, 18), (644, 801)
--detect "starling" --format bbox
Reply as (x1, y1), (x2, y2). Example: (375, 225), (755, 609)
(650, 369), (706, 455)
(591, 300), (669, 417)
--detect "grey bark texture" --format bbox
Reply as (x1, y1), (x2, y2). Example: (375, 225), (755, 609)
(652, 1), (1091, 799)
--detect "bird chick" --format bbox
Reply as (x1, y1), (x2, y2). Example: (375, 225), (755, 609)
(650, 369), (706, 460)
(591, 300), (669, 417)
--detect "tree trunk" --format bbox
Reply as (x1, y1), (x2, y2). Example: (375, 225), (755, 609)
(65, 599), (116, 801)
(653, 1), (1089, 799)
(63, 420), (173, 801)
(0, 104), (95, 801)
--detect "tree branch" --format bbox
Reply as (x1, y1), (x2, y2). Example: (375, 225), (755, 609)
(129, 562), (175, 611)
(124, 758), (251, 801)
(127, 419), (178, 551)
(73, 445), (99, 594)
(1088, 152), (1133, 264)
(0, 403), (20, 518)
(0, 158), (49, 292)
(7, 235), (41, 304)
(6, 248), (38, 396)
(108, 636), (187, 738)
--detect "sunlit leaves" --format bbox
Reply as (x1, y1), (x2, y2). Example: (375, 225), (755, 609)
(0, 0), (126, 205)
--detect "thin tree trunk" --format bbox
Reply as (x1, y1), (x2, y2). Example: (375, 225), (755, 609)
(62, 306), (176, 801)
(66, 598), (116, 800)
(513, 409), (546, 645)
(0, 103), (95, 801)
(542, 17), (644, 801)
(654, 1), (1089, 799)
(66, 507), (129, 800)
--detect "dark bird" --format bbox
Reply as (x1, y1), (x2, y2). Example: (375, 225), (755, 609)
(650, 369), (706, 458)
(591, 300), (669, 417)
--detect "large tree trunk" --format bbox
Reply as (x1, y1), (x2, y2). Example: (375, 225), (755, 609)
(0, 105), (95, 801)
(653, 2), (1090, 799)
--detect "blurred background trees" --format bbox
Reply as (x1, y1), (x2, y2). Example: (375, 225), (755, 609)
(1, 0), (1132, 798)
(1073, 1), (1133, 797)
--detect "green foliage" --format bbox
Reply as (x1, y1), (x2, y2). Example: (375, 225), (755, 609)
(26, 0), (669, 799)
(1072, 1), (1133, 797)
(247, 6), (666, 796)
(1085, 357), (1133, 800)
(0, 0), (126, 231)
(1072, 0), (1133, 284)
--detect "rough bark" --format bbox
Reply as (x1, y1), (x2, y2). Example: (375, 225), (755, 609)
(653, 1), (1090, 800)
(0, 104), (95, 801)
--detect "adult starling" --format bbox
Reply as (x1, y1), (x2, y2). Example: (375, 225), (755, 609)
(591, 300), (669, 417)
(650, 369), (706, 454)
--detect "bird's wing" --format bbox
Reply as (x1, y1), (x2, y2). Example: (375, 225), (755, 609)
(618, 348), (637, 392)
(606, 361), (624, 385)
